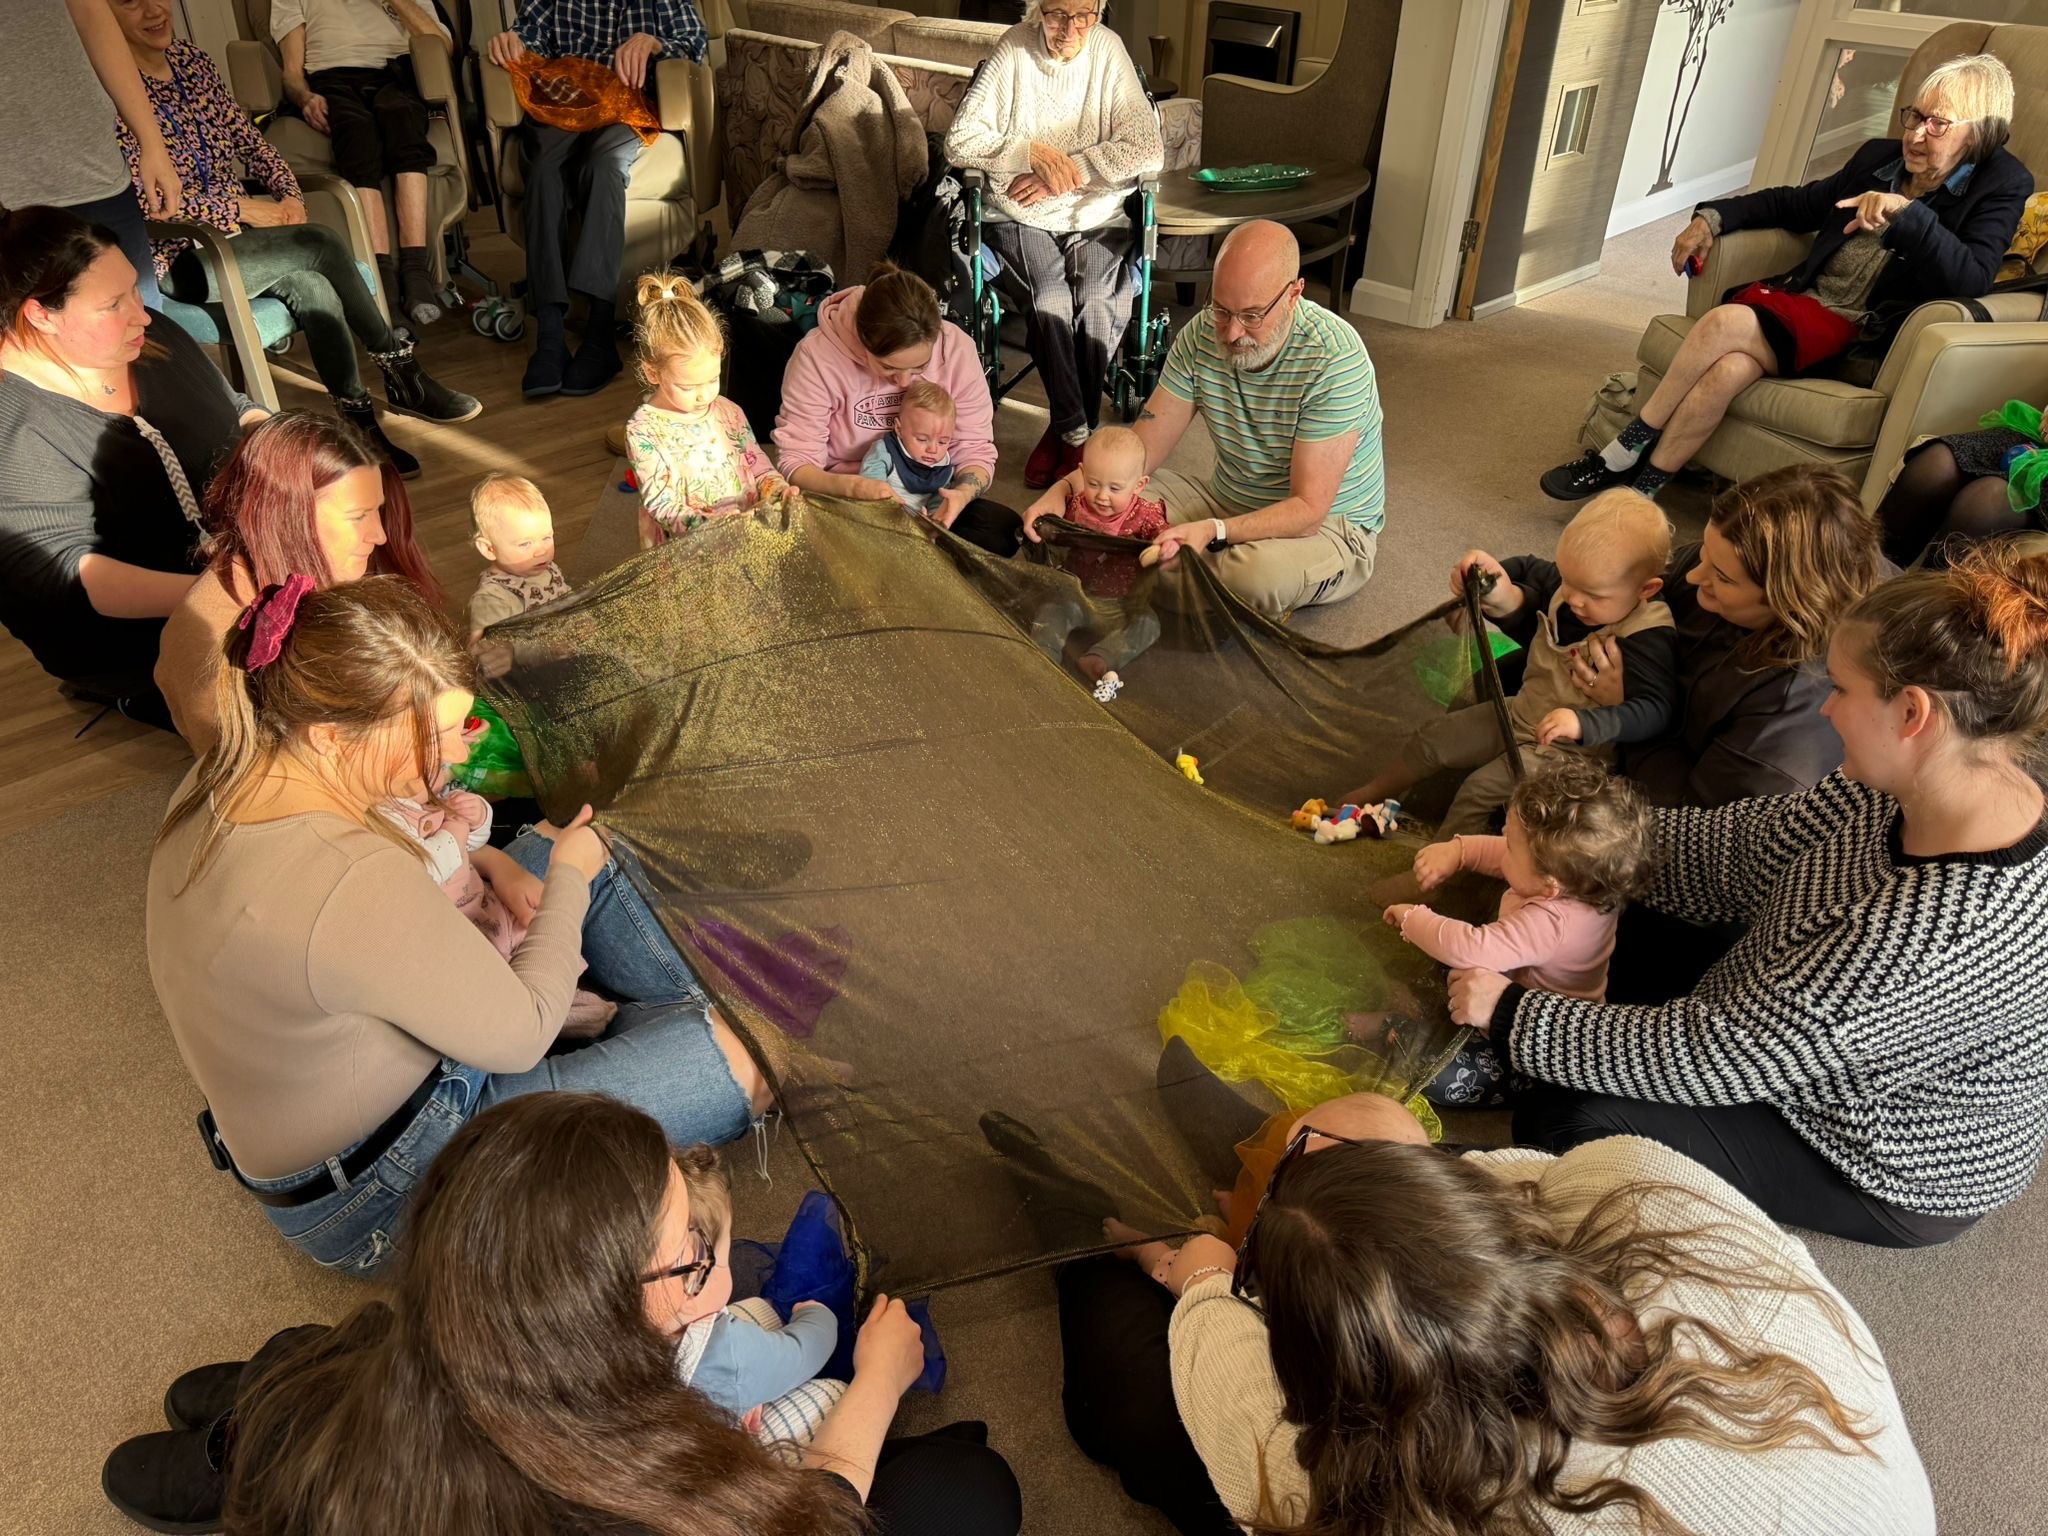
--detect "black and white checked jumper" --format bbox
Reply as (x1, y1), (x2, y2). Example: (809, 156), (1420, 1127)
(1503, 773), (2048, 1218)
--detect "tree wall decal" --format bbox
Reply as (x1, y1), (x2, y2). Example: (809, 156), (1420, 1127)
(1649, 0), (1735, 194)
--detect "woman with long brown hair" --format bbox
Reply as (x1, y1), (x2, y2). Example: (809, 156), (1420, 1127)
(154, 409), (434, 752)
(1464, 542), (2048, 1248)
(1073, 1132), (1929, 1536)
(146, 577), (772, 1276)
(104, 1093), (1024, 1536)
(1569, 464), (1884, 811)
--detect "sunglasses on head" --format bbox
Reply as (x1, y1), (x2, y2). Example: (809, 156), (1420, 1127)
(1231, 1123), (1374, 1303)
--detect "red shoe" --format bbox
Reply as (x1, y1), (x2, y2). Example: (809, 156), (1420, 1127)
(1024, 425), (1062, 489)
(1053, 441), (1085, 482)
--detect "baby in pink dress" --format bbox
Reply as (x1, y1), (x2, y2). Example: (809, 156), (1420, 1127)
(1383, 756), (1654, 1003)
(387, 783), (616, 1038)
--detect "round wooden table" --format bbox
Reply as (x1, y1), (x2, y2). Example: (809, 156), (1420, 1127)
(1152, 160), (1374, 300)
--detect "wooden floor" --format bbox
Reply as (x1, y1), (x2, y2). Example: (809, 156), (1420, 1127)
(0, 227), (637, 837)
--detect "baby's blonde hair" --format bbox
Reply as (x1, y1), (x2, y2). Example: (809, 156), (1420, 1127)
(1084, 424), (1147, 474)
(470, 472), (549, 543)
(898, 378), (956, 421)
(634, 269), (725, 381)
(1557, 487), (1671, 585)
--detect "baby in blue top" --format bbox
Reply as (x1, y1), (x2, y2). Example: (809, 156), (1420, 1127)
(858, 378), (957, 514)
(666, 1150), (847, 1451)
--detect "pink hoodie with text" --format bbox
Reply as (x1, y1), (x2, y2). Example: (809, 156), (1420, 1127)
(772, 287), (997, 481)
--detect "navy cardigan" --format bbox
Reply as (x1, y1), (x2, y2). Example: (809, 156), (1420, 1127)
(1697, 135), (2032, 343)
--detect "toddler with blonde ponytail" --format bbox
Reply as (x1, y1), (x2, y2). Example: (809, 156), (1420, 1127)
(624, 271), (789, 549)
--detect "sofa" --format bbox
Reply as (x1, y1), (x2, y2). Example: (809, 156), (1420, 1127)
(1586, 20), (2048, 508)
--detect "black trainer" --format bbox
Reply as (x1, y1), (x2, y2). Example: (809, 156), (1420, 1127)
(1539, 448), (1634, 502)
(163, 1362), (244, 1432)
(101, 1426), (225, 1534)
(559, 336), (624, 398)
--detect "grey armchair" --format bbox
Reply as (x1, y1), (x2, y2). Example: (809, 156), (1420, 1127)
(1198, 0), (1397, 169)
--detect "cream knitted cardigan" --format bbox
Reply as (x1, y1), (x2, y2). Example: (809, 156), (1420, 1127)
(942, 20), (1163, 233)
(1168, 1136), (1935, 1535)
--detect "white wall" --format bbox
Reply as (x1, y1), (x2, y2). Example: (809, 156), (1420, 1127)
(1606, 0), (1799, 238)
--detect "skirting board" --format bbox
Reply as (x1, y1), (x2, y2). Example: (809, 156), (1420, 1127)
(1349, 275), (1440, 328)
(1469, 259), (1606, 321)
(1606, 158), (1757, 238)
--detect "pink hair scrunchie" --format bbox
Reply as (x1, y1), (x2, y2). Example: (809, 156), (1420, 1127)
(238, 572), (316, 670)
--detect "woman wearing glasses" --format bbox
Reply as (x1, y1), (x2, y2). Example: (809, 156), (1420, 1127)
(1542, 52), (2028, 505)
(945, 1), (1164, 489)
(104, 1093), (1025, 1536)
(1074, 1125), (1931, 1536)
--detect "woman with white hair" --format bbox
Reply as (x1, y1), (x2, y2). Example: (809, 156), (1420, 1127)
(944, 1), (1163, 489)
(1544, 52), (2031, 504)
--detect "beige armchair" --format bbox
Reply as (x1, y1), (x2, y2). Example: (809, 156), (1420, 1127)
(1593, 21), (2048, 508)
(223, 0), (474, 302)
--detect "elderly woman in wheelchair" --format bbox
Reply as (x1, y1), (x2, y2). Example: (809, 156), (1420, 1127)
(1542, 51), (2029, 507)
(944, 1), (1163, 490)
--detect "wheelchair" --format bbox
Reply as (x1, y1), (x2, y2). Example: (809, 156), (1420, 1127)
(931, 67), (1174, 425)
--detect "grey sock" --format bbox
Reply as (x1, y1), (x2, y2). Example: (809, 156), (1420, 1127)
(1600, 417), (1659, 473)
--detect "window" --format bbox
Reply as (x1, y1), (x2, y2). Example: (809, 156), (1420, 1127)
(1549, 83), (1598, 163)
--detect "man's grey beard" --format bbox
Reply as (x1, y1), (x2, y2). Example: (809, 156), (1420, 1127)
(1225, 331), (1288, 371)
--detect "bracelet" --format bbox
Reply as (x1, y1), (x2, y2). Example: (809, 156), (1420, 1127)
(1176, 1264), (1232, 1294)
(1213, 517), (1229, 546)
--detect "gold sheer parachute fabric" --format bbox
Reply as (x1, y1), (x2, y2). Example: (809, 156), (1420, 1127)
(484, 496), (1504, 1292)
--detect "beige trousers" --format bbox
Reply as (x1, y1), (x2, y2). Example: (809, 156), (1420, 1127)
(1148, 469), (1377, 617)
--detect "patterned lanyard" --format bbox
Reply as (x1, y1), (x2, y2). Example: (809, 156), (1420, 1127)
(133, 415), (204, 528)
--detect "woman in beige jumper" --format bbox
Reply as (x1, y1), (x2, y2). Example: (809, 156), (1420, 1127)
(1068, 1132), (1932, 1536)
(147, 577), (770, 1274)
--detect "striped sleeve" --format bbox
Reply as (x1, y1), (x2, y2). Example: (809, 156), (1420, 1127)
(1295, 335), (1377, 443)
(1643, 775), (1862, 925)
(1157, 315), (1204, 404)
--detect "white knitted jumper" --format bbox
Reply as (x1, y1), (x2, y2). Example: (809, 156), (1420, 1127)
(1506, 772), (2048, 1218)
(1169, 1137), (1936, 1534)
(942, 20), (1163, 232)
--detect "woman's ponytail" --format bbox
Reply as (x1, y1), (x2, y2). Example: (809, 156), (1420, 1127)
(1846, 541), (2048, 779)
(156, 578), (476, 886)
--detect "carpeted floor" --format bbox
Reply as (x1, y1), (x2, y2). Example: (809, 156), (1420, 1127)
(12, 216), (2044, 1533)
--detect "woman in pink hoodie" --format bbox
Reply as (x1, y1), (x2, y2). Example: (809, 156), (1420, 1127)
(773, 263), (1021, 555)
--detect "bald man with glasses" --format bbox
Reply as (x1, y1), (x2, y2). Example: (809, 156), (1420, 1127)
(1024, 220), (1384, 618)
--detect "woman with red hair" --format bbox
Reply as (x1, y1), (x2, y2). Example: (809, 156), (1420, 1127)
(155, 410), (436, 753)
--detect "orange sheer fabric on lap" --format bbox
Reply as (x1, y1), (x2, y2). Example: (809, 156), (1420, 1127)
(508, 53), (661, 145)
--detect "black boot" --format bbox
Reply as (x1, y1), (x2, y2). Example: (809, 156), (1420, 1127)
(371, 338), (482, 425)
(101, 1422), (226, 1534)
(336, 394), (421, 481)
(163, 1362), (245, 1432)
(561, 295), (623, 397)
(523, 303), (570, 399)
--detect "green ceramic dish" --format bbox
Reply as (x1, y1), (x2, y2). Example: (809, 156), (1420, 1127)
(1193, 163), (1315, 192)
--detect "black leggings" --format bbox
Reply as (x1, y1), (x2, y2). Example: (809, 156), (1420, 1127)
(1875, 441), (2028, 568)
(163, 223), (398, 399)
(1516, 907), (1980, 1249)
(1057, 1257), (1239, 1536)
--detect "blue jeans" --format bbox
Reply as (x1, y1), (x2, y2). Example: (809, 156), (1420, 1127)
(503, 830), (704, 1004)
(68, 188), (160, 309)
(255, 1001), (754, 1273)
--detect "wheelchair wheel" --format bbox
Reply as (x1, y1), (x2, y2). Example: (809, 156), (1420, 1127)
(492, 306), (526, 343)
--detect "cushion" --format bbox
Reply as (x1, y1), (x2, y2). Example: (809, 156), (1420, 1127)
(748, 0), (911, 47)
(1638, 312), (1892, 450)
(885, 16), (1007, 71)
(157, 294), (297, 350)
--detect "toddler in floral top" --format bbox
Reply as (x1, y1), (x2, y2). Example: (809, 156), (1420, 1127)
(625, 272), (787, 548)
